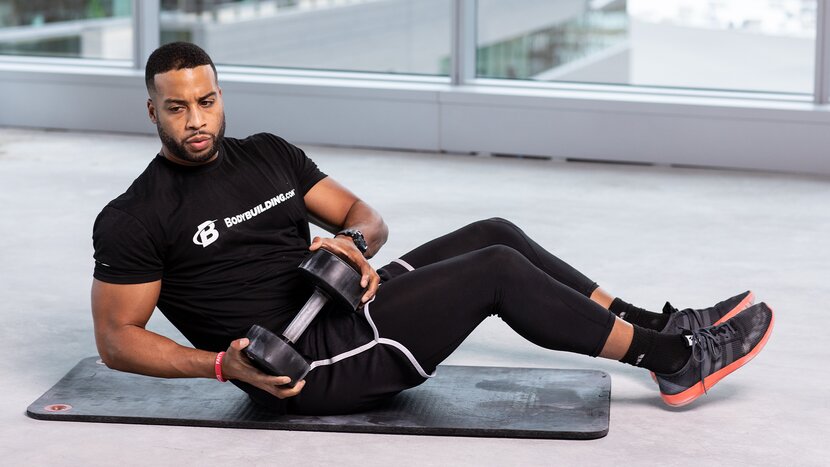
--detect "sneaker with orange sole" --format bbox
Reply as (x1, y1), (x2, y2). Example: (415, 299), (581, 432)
(650, 291), (756, 383)
(655, 302), (774, 407)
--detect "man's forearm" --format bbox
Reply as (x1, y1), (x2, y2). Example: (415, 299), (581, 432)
(99, 325), (216, 379)
(340, 200), (388, 258)
(100, 326), (306, 399)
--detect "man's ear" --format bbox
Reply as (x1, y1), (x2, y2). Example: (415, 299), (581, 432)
(147, 98), (157, 124)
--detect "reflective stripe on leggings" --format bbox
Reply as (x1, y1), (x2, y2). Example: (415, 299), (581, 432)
(308, 296), (435, 379)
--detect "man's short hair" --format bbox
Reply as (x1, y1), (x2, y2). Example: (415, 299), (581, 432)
(145, 42), (217, 93)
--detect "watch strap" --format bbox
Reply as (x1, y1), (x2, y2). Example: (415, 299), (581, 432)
(337, 229), (368, 253)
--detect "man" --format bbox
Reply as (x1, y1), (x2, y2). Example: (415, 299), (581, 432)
(92, 42), (773, 415)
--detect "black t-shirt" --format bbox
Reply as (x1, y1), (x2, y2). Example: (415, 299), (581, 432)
(92, 133), (327, 351)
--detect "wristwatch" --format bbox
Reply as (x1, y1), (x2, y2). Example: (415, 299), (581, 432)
(336, 229), (368, 254)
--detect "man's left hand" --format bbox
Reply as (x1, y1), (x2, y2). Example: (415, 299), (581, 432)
(309, 235), (379, 304)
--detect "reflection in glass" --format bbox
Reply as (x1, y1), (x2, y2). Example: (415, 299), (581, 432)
(0, 0), (133, 59)
(160, 0), (451, 76)
(477, 0), (816, 94)
(477, 0), (627, 81)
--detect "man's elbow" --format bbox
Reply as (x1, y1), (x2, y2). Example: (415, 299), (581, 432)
(377, 218), (389, 244)
(94, 333), (128, 370)
(365, 220), (388, 259)
(95, 340), (118, 369)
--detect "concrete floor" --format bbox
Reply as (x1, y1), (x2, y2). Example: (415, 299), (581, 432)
(1, 127), (828, 466)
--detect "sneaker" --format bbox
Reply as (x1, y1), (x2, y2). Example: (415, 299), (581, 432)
(650, 291), (755, 383)
(661, 290), (755, 334)
(655, 302), (774, 407)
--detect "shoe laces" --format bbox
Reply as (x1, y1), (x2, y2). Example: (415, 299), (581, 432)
(684, 322), (736, 393)
(664, 302), (704, 329)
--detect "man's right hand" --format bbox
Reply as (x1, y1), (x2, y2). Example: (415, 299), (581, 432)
(222, 337), (306, 399)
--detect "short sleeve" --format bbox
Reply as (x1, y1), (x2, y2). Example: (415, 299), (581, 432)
(260, 133), (327, 195)
(92, 206), (164, 284)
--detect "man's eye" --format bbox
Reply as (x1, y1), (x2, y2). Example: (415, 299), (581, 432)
(168, 106), (183, 112)
(201, 100), (214, 107)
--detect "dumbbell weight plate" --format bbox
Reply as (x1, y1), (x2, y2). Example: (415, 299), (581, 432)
(298, 249), (364, 311)
(244, 325), (310, 387)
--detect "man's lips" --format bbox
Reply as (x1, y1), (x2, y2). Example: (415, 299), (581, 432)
(185, 135), (212, 150)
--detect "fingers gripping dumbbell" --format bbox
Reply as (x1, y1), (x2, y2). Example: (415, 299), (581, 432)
(243, 249), (364, 386)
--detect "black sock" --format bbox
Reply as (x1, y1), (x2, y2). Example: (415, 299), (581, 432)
(619, 325), (691, 374)
(609, 297), (670, 331)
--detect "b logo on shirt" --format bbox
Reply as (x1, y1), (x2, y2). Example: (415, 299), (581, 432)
(193, 220), (219, 248)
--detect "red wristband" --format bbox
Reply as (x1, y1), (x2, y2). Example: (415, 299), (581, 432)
(214, 351), (227, 382)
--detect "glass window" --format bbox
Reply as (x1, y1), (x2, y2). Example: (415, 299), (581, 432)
(160, 0), (451, 76)
(477, 0), (816, 95)
(0, 0), (133, 60)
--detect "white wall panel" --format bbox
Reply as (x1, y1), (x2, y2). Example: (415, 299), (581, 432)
(222, 80), (441, 150)
(0, 70), (148, 133)
(439, 88), (830, 173)
(1, 64), (829, 175)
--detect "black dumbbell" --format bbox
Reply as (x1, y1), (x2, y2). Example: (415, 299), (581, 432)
(243, 248), (364, 386)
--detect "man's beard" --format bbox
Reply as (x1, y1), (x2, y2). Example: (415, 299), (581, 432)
(157, 115), (226, 164)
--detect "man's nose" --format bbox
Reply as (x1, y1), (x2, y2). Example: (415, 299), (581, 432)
(187, 107), (206, 130)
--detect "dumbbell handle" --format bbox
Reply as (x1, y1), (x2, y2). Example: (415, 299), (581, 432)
(282, 288), (330, 344)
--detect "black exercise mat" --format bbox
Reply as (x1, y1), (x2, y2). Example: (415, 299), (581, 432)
(27, 357), (610, 439)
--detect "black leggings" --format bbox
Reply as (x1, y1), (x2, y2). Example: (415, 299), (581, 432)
(272, 218), (617, 414)
(370, 217), (613, 372)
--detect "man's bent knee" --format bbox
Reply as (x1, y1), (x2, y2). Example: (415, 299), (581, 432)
(467, 217), (523, 244)
(469, 244), (530, 280)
